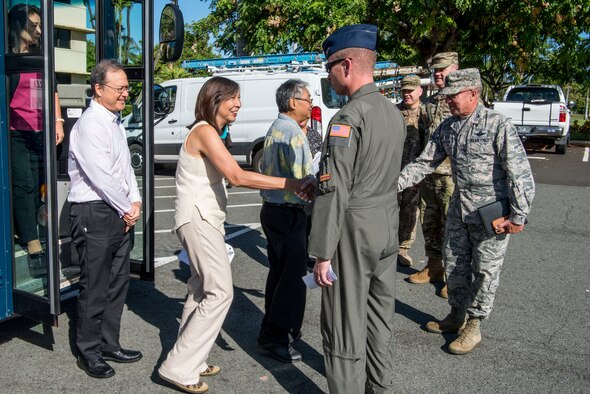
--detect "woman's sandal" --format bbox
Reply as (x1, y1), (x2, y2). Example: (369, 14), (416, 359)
(200, 365), (221, 377)
(158, 372), (209, 393)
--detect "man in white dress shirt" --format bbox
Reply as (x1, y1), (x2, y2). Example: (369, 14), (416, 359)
(68, 59), (142, 379)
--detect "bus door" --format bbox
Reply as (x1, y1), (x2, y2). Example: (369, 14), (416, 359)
(1, 0), (184, 325)
(2, 0), (60, 325)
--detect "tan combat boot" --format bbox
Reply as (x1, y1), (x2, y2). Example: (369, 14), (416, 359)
(425, 307), (467, 334)
(448, 317), (482, 355)
(439, 284), (448, 299)
(398, 248), (413, 267)
(408, 258), (444, 284)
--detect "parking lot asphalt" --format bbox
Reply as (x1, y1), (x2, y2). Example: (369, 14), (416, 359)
(1, 165), (589, 393)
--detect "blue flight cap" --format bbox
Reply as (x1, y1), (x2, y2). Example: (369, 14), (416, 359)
(322, 24), (378, 58)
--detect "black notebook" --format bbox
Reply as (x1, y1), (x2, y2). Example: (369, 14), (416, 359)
(477, 198), (510, 237)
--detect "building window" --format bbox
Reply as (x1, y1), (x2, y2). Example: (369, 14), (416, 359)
(55, 29), (71, 49)
(55, 73), (71, 85)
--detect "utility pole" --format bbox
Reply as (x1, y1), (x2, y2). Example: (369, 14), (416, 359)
(585, 87), (589, 121)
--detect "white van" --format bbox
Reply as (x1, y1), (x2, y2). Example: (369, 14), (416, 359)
(125, 70), (347, 173)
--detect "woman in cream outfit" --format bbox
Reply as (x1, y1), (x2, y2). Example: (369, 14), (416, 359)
(157, 77), (312, 394)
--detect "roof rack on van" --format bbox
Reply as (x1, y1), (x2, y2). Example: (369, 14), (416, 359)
(374, 62), (426, 78)
(181, 52), (326, 73)
(181, 53), (426, 78)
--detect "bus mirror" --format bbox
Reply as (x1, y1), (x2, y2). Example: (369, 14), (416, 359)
(158, 4), (184, 63)
(154, 85), (170, 118)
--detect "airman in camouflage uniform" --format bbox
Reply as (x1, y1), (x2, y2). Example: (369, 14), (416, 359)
(408, 52), (459, 297)
(396, 75), (428, 266)
(399, 69), (535, 355)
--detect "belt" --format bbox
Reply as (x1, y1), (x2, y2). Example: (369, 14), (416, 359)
(71, 200), (105, 205)
(263, 201), (305, 209)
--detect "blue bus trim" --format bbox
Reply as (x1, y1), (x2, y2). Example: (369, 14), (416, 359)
(0, 8), (14, 321)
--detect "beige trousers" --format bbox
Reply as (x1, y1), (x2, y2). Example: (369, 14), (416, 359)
(158, 208), (233, 385)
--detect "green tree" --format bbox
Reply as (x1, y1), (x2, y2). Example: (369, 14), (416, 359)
(206, 0), (589, 98)
(86, 40), (96, 74)
(155, 17), (218, 82)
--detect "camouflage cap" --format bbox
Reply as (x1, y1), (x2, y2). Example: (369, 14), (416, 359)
(430, 52), (459, 69)
(400, 75), (421, 91)
(439, 68), (482, 95)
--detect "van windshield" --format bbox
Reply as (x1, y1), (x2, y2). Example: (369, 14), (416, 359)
(321, 78), (348, 109)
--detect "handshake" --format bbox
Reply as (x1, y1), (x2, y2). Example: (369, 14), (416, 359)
(293, 175), (317, 202)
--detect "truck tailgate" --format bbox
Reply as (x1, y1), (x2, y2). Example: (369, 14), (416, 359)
(493, 101), (561, 126)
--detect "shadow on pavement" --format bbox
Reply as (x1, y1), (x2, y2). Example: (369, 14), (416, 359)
(223, 285), (325, 393)
(0, 315), (56, 350)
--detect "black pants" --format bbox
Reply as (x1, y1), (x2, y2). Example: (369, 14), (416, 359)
(10, 130), (44, 244)
(259, 204), (308, 345)
(70, 201), (131, 360)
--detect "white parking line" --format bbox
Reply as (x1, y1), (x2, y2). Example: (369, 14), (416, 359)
(137, 222), (262, 236)
(153, 223), (262, 268)
(527, 157), (547, 160)
(583, 147), (589, 162)
(155, 203), (262, 213)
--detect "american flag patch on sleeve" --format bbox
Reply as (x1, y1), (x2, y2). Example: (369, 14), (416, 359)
(329, 124), (351, 138)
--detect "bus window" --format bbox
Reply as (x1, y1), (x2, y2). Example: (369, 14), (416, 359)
(7, 1), (42, 55)
(112, 1), (143, 66)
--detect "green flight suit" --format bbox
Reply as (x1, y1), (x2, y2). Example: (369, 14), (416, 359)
(308, 83), (405, 394)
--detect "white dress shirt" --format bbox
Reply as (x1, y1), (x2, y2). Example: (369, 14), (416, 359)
(67, 99), (141, 216)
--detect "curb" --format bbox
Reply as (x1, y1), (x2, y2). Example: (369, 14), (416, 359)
(569, 140), (590, 147)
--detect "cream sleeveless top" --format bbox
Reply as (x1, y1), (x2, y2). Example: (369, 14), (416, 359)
(174, 121), (228, 235)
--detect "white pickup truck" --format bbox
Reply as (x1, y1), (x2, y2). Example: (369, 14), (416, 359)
(492, 84), (571, 154)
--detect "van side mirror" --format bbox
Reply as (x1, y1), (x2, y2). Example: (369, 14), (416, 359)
(158, 4), (184, 63)
(154, 84), (171, 119)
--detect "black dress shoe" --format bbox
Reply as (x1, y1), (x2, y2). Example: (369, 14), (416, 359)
(102, 348), (142, 363)
(257, 342), (302, 363)
(77, 356), (115, 379)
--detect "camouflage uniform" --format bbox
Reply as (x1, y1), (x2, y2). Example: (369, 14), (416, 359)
(422, 93), (455, 259)
(396, 102), (427, 251)
(399, 102), (535, 318)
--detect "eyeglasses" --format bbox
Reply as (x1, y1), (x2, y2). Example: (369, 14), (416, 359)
(294, 97), (313, 105)
(102, 84), (132, 94)
(325, 58), (348, 73)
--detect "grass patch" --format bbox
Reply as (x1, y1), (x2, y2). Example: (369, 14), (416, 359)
(571, 113), (586, 123)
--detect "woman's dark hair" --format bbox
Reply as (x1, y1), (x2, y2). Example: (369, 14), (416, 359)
(8, 4), (41, 54)
(192, 76), (240, 135)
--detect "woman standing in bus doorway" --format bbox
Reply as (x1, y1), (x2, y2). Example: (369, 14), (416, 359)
(157, 76), (314, 394)
(7, 3), (64, 273)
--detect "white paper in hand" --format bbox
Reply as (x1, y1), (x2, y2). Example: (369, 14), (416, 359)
(302, 265), (338, 289)
(179, 243), (235, 266)
(178, 249), (190, 266)
(312, 151), (322, 175)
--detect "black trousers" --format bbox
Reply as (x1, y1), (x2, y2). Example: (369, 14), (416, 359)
(70, 201), (131, 360)
(259, 204), (308, 345)
(10, 130), (44, 244)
